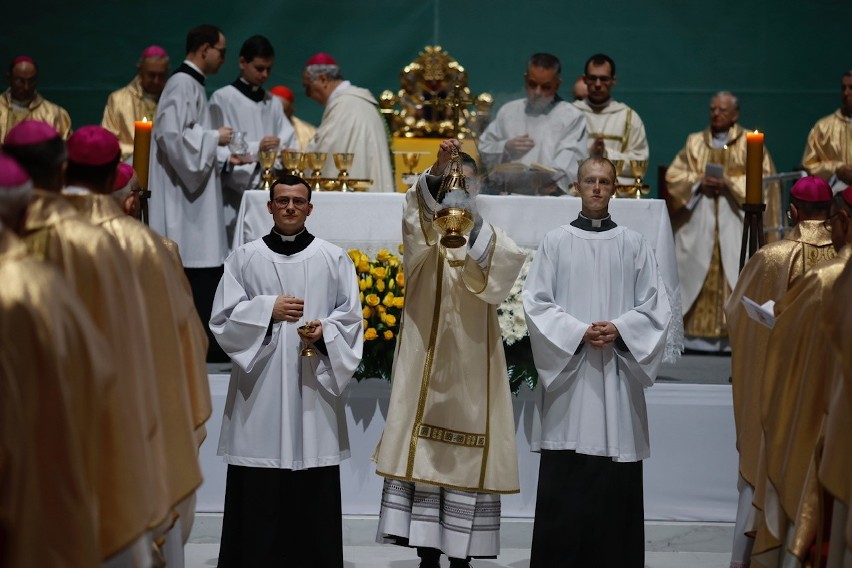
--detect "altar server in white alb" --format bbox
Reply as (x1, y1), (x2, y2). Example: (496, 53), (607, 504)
(302, 52), (395, 192)
(523, 157), (672, 567)
(209, 174), (363, 567)
(209, 34), (295, 247)
(148, 23), (234, 362)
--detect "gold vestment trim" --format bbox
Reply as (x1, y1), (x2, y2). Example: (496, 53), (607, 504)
(417, 424), (486, 447)
(406, 248), (445, 477)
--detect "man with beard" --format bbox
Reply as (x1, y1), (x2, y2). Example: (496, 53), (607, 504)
(478, 52), (588, 195)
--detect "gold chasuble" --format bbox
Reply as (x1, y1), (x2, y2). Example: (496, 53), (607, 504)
(64, 193), (212, 508)
(753, 246), (851, 561)
(801, 109), (852, 182)
(819, 251), (852, 555)
(725, 220), (836, 488)
(374, 185), (525, 493)
(101, 77), (159, 160)
(0, 90), (72, 142)
(0, 229), (115, 567)
(21, 190), (168, 558)
(666, 125), (780, 341)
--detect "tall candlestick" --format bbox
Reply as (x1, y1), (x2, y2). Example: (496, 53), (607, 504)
(133, 118), (153, 190)
(745, 130), (764, 205)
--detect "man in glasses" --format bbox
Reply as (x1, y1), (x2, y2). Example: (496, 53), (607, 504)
(478, 52), (588, 195)
(210, 175), (363, 567)
(573, 53), (649, 188)
(523, 157), (672, 567)
(1, 56), (72, 142)
(148, 23), (234, 363)
(724, 175), (836, 568)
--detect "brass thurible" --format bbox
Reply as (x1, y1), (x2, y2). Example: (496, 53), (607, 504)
(433, 147), (474, 248)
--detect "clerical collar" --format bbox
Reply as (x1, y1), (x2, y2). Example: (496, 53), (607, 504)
(711, 130), (729, 148)
(232, 77), (265, 103)
(571, 212), (617, 232)
(62, 185), (92, 196)
(263, 227), (315, 255)
(327, 80), (352, 105)
(174, 61), (205, 86)
(525, 94), (563, 116)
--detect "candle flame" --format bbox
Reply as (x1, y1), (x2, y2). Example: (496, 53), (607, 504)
(142, 117), (149, 123)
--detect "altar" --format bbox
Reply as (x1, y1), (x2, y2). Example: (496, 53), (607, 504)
(233, 190), (684, 353)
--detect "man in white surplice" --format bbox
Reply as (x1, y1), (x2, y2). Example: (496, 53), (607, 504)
(478, 52), (588, 195)
(523, 157), (672, 567)
(573, 53), (649, 187)
(148, 23), (234, 362)
(373, 140), (525, 568)
(209, 175), (363, 567)
(301, 52), (394, 192)
(209, 34), (295, 247)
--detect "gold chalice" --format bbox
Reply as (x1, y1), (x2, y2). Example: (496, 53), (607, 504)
(401, 152), (428, 175)
(333, 152), (355, 192)
(305, 152), (328, 191)
(258, 149), (278, 190)
(281, 150), (304, 177)
(298, 324), (318, 357)
(629, 160), (651, 198)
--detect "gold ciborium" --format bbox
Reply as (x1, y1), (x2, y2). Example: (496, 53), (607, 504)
(298, 324), (318, 357)
(305, 152), (328, 191)
(432, 147), (474, 248)
(281, 150), (304, 177)
(333, 152), (355, 192)
(258, 149), (278, 190)
(617, 160), (651, 198)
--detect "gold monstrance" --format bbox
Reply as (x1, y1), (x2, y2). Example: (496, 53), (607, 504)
(433, 147), (474, 248)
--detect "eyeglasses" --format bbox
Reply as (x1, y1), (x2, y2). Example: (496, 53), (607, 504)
(823, 211), (842, 232)
(585, 74), (613, 84)
(580, 177), (613, 188)
(272, 196), (309, 209)
(209, 45), (226, 58)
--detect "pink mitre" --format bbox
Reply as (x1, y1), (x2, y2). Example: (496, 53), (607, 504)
(140, 45), (168, 59)
(0, 152), (33, 195)
(305, 52), (337, 67)
(113, 162), (136, 191)
(790, 176), (833, 202)
(67, 126), (121, 166)
(841, 186), (852, 207)
(4, 120), (59, 146)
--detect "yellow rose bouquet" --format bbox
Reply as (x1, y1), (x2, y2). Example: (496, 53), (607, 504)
(348, 247), (405, 381)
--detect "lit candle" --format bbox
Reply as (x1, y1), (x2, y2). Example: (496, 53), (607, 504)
(745, 130), (764, 205)
(133, 118), (153, 190)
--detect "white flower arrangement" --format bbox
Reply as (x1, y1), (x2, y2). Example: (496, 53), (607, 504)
(497, 248), (535, 345)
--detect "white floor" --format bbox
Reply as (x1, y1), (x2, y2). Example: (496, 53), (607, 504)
(185, 515), (732, 567)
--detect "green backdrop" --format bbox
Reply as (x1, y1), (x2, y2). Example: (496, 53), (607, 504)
(3, 0), (850, 194)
